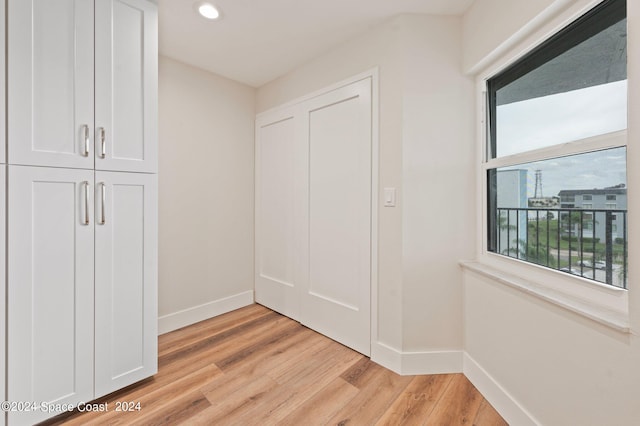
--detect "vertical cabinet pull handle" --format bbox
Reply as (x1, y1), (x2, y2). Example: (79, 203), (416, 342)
(82, 125), (90, 157)
(99, 182), (106, 225)
(83, 181), (90, 225)
(99, 127), (106, 159)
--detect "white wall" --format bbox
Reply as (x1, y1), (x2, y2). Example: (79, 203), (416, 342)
(399, 15), (475, 352)
(158, 56), (255, 332)
(258, 15), (475, 368)
(462, 1), (640, 424)
(462, 0), (572, 73)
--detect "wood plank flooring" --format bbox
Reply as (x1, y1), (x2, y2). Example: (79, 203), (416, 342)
(43, 304), (507, 425)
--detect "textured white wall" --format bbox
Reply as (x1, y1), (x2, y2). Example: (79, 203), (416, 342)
(158, 56), (255, 323)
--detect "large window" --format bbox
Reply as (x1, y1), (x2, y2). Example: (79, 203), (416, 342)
(485, 0), (628, 288)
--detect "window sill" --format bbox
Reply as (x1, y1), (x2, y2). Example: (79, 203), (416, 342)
(459, 260), (630, 333)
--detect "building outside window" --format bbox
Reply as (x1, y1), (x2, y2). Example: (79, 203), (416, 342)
(485, 0), (628, 288)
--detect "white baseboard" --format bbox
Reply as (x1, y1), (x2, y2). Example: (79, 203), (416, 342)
(158, 290), (254, 334)
(463, 353), (539, 426)
(371, 342), (463, 375)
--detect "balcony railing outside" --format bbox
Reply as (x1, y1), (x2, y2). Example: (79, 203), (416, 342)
(495, 208), (627, 289)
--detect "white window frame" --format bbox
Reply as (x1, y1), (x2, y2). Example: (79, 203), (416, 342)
(472, 0), (629, 331)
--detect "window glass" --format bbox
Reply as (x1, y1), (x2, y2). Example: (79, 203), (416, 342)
(488, 0), (626, 159)
(486, 0), (627, 288)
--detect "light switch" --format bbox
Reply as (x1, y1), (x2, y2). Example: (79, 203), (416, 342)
(384, 187), (396, 207)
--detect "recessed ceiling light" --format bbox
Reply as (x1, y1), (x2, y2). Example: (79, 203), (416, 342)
(196, 2), (220, 20)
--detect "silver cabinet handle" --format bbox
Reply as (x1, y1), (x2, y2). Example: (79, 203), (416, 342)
(98, 127), (106, 159)
(82, 125), (90, 157)
(99, 182), (106, 225)
(83, 181), (90, 225)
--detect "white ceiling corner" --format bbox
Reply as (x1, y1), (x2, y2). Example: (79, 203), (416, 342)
(158, 0), (475, 87)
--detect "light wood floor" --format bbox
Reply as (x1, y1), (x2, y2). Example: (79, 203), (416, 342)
(45, 304), (507, 425)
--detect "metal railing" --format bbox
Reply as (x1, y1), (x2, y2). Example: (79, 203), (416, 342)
(494, 208), (627, 288)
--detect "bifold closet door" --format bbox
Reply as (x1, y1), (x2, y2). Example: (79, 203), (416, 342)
(95, 171), (158, 397)
(8, 166), (95, 426)
(299, 78), (372, 356)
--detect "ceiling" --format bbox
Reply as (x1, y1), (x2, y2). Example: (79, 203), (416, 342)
(158, 0), (475, 87)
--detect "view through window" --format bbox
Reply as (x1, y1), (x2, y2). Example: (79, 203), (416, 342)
(486, 0), (628, 288)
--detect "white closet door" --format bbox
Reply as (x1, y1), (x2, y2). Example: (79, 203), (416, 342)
(8, 166), (95, 426)
(255, 78), (373, 355)
(255, 110), (304, 320)
(94, 171), (158, 397)
(95, 0), (158, 173)
(300, 78), (372, 356)
(8, 0), (94, 169)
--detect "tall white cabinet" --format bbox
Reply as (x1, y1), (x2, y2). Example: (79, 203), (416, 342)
(5, 1), (158, 425)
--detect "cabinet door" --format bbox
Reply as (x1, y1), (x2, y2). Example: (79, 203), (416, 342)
(0, 167), (5, 426)
(95, 171), (157, 397)
(0, 0), (6, 165)
(8, 0), (94, 169)
(8, 166), (94, 426)
(95, 0), (158, 173)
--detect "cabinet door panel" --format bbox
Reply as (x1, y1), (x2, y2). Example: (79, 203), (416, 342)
(8, 0), (94, 169)
(8, 166), (94, 425)
(95, 0), (158, 173)
(95, 171), (157, 397)
(0, 0), (5, 165)
(0, 167), (5, 426)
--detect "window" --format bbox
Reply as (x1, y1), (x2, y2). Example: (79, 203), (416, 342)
(485, 0), (627, 289)
(607, 194), (617, 201)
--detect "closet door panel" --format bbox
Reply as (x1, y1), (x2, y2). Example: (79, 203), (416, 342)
(300, 78), (372, 356)
(94, 171), (158, 397)
(255, 110), (304, 320)
(8, 166), (95, 426)
(8, 0), (94, 169)
(95, 0), (158, 173)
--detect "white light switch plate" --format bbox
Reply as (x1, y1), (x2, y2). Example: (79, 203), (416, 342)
(384, 187), (396, 207)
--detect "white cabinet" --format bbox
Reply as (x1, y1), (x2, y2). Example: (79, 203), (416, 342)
(5, 0), (158, 424)
(8, 166), (95, 426)
(95, 171), (157, 397)
(95, 0), (158, 173)
(7, 167), (157, 425)
(0, 167), (5, 426)
(8, 0), (158, 173)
